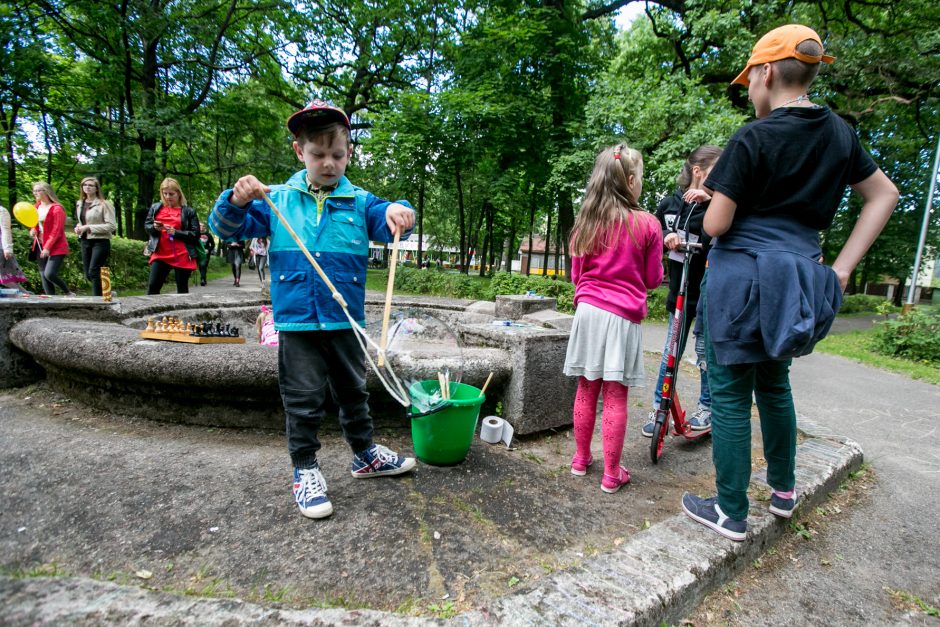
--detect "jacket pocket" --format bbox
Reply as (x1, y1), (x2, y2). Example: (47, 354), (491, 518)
(328, 209), (368, 253)
(271, 270), (308, 321)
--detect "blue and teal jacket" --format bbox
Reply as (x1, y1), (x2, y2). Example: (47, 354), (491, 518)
(209, 170), (413, 331)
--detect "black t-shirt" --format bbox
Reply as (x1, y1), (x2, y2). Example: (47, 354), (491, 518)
(705, 107), (878, 230)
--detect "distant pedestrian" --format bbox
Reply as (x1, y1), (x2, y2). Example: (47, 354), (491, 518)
(74, 177), (116, 296)
(250, 237), (268, 289)
(145, 177), (199, 294)
(225, 240), (245, 287)
(0, 205), (28, 290)
(197, 222), (215, 286)
(31, 181), (71, 296)
(563, 143), (664, 494)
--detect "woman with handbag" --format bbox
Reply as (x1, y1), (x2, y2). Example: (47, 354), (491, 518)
(144, 177), (199, 294)
(31, 181), (72, 295)
(74, 177), (116, 296)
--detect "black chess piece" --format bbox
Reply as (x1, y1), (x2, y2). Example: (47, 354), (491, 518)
(223, 323), (232, 337)
(232, 327), (240, 337)
(215, 322), (223, 336)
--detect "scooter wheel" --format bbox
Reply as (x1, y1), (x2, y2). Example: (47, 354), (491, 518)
(650, 413), (668, 464)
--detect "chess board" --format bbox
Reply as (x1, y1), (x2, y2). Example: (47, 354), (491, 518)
(138, 331), (245, 344)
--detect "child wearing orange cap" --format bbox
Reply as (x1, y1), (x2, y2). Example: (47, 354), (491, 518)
(681, 25), (899, 541)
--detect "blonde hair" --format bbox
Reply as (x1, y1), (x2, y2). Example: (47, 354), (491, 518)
(159, 177), (188, 207)
(570, 143), (644, 257)
(78, 176), (105, 202)
(32, 181), (60, 204)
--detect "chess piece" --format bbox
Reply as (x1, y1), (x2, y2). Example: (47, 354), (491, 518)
(215, 322), (223, 336)
(146, 319), (155, 332)
(100, 267), (112, 302)
(232, 326), (240, 337)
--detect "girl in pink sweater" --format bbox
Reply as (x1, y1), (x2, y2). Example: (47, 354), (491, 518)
(563, 143), (664, 493)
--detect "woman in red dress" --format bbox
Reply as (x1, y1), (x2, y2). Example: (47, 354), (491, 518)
(144, 177), (200, 294)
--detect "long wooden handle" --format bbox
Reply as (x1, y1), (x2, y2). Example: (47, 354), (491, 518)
(262, 193), (347, 309)
(478, 371), (494, 397)
(377, 228), (401, 367)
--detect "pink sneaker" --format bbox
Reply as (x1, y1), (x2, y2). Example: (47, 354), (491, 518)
(601, 466), (631, 494)
(570, 454), (593, 476)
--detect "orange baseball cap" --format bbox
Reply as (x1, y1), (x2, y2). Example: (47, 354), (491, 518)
(286, 99), (350, 136)
(732, 24), (835, 86)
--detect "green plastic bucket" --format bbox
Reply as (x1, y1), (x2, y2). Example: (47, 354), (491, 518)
(409, 380), (485, 466)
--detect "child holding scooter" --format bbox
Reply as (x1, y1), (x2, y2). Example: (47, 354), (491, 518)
(642, 146), (722, 437)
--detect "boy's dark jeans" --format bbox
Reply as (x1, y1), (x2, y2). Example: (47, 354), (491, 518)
(279, 329), (373, 469)
(80, 238), (111, 296)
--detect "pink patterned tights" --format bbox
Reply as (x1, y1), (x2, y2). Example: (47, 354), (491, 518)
(572, 376), (629, 477)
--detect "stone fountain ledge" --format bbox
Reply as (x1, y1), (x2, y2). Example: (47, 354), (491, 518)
(3, 293), (576, 433)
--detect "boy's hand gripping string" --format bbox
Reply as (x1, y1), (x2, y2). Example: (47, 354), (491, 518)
(261, 193), (410, 406)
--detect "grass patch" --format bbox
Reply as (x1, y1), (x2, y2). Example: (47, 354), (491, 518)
(815, 329), (940, 386)
(885, 588), (940, 617)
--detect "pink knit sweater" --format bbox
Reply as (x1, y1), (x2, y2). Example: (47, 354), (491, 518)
(570, 212), (664, 324)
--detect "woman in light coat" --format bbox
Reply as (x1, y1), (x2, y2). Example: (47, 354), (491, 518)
(74, 176), (116, 296)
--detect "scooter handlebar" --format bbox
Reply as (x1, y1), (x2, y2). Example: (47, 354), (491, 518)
(678, 241), (704, 253)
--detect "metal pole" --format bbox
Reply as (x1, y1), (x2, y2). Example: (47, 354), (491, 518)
(905, 133), (940, 311)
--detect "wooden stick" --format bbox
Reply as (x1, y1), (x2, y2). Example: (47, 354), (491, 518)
(378, 228), (401, 367)
(438, 372), (447, 400)
(261, 194), (347, 309)
(478, 371), (494, 397)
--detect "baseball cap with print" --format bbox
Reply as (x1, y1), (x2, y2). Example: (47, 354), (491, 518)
(732, 24), (835, 86)
(286, 99), (351, 136)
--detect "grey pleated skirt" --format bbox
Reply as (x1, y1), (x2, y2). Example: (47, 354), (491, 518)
(563, 302), (647, 387)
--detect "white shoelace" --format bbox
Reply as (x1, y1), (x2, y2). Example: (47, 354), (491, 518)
(297, 467), (328, 501)
(372, 444), (398, 464)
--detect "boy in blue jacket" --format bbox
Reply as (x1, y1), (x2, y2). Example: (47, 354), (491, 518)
(681, 25), (898, 541)
(210, 100), (416, 519)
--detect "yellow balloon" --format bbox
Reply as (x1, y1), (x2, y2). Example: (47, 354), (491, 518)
(12, 201), (38, 228)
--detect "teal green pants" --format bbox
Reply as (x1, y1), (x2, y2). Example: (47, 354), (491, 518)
(702, 275), (797, 521)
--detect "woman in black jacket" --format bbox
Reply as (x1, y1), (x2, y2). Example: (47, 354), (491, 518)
(144, 177), (200, 294)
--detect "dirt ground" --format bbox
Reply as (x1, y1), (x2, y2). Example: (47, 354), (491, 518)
(0, 355), (752, 616)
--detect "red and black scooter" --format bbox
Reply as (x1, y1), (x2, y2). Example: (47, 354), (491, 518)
(650, 241), (711, 464)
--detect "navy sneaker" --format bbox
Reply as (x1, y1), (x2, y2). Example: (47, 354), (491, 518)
(293, 465), (333, 519)
(351, 444), (416, 479)
(769, 492), (797, 518)
(681, 493), (747, 542)
(641, 410), (656, 438)
(688, 406), (712, 431)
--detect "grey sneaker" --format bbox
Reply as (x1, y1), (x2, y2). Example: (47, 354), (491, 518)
(682, 493), (747, 541)
(769, 492), (797, 518)
(689, 406), (712, 430)
(641, 410), (656, 438)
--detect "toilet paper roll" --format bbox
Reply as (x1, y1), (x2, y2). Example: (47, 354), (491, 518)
(480, 416), (514, 447)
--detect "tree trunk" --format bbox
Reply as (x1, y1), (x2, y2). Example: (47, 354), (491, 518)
(456, 164), (467, 274)
(542, 211), (552, 277)
(1, 101), (19, 208)
(557, 190), (574, 281)
(526, 191), (536, 276)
